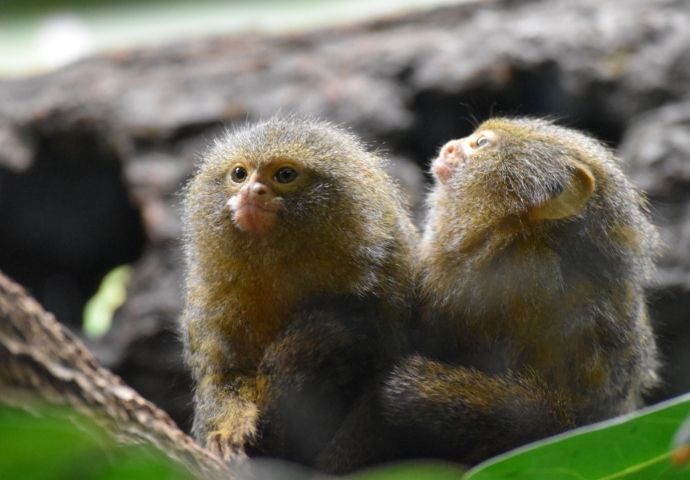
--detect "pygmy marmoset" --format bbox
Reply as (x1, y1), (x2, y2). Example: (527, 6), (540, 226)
(180, 117), (418, 470)
(383, 117), (660, 464)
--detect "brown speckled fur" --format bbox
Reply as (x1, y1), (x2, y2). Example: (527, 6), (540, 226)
(180, 117), (418, 471)
(383, 118), (660, 464)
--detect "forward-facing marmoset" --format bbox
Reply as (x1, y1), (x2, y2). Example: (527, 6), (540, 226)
(383, 117), (661, 464)
(180, 117), (418, 469)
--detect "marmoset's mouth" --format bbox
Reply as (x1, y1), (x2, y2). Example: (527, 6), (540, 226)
(242, 201), (282, 213)
(226, 195), (283, 236)
(431, 155), (461, 183)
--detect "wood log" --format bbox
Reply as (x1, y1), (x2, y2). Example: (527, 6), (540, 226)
(0, 271), (231, 480)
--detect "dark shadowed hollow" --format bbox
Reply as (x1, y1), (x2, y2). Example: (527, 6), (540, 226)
(0, 121), (146, 329)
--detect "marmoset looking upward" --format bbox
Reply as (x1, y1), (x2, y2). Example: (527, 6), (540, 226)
(383, 117), (660, 464)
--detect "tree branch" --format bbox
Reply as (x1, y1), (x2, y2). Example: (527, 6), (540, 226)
(0, 271), (231, 479)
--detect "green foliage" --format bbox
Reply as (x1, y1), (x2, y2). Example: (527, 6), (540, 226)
(3, 395), (690, 480)
(0, 406), (193, 480)
(82, 264), (131, 339)
(353, 393), (690, 480)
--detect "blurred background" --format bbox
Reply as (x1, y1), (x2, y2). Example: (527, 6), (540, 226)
(0, 0), (459, 76)
(1, 0), (689, 434)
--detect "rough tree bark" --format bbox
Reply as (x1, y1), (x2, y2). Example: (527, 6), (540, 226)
(0, 271), (231, 480)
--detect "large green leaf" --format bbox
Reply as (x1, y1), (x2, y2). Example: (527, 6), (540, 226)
(351, 395), (690, 480)
(0, 406), (193, 480)
(465, 393), (690, 480)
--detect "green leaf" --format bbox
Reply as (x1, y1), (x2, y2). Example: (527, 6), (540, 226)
(464, 393), (690, 480)
(0, 405), (193, 480)
(83, 264), (131, 339)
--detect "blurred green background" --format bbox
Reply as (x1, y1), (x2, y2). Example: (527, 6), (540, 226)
(0, 0), (459, 77)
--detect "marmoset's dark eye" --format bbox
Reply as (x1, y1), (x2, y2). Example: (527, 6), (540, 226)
(476, 135), (489, 148)
(274, 167), (298, 184)
(231, 166), (248, 182)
